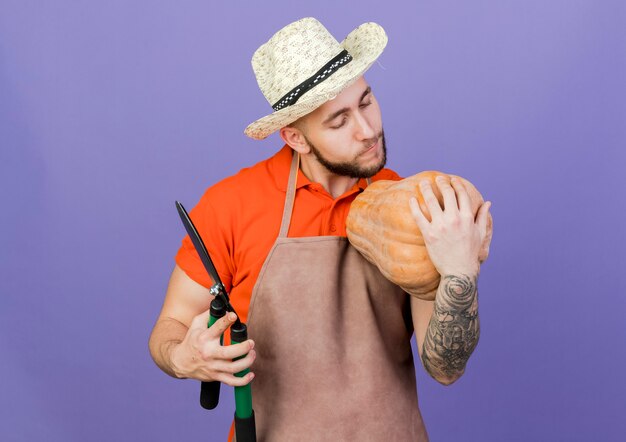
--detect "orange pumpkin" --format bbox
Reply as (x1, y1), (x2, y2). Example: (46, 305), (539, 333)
(346, 171), (493, 300)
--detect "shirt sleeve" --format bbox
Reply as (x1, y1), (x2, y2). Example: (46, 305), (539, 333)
(174, 187), (235, 292)
(375, 168), (403, 181)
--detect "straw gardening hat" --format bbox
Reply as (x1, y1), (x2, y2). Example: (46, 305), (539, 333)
(244, 17), (388, 140)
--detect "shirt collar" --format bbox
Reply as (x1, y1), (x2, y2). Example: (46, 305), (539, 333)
(270, 144), (369, 192)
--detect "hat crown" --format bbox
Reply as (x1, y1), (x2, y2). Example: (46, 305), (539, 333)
(252, 18), (346, 106)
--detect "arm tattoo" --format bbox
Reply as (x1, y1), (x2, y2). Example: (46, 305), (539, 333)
(421, 274), (480, 384)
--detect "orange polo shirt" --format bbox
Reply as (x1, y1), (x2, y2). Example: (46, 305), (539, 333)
(175, 144), (402, 441)
(175, 144), (402, 325)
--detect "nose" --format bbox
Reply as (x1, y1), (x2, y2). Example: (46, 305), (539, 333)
(353, 110), (376, 140)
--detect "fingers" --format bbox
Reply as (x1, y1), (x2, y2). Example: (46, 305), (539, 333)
(215, 339), (255, 360)
(217, 371), (256, 387)
(476, 201), (492, 238)
(450, 177), (472, 215)
(214, 349), (256, 374)
(202, 343), (256, 387)
(418, 179), (443, 220)
(205, 312), (238, 338)
(409, 197), (430, 231)
(434, 175), (458, 213)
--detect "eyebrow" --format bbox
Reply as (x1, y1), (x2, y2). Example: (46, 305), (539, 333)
(322, 86), (372, 125)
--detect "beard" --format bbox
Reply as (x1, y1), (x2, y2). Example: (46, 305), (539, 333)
(302, 130), (387, 179)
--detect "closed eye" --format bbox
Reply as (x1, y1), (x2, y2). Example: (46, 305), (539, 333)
(323, 86), (373, 127)
(330, 115), (348, 129)
(330, 101), (372, 129)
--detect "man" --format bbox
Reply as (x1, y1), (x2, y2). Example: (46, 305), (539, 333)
(149, 17), (492, 441)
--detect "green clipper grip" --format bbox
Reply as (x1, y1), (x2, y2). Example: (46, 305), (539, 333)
(231, 321), (256, 442)
(200, 297), (226, 410)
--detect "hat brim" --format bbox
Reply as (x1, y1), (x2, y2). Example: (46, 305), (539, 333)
(244, 22), (388, 140)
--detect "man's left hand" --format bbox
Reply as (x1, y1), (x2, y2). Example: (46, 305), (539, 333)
(408, 175), (492, 277)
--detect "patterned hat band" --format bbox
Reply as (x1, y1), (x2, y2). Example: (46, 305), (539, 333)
(271, 50), (353, 111)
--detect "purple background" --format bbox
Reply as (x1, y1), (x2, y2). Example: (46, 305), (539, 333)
(1, 1), (625, 441)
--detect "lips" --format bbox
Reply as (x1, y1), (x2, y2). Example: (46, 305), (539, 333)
(362, 138), (379, 154)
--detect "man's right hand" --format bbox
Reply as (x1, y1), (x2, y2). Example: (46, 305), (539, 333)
(170, 309), (256, 387)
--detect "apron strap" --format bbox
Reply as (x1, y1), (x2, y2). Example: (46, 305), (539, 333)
(278, 150), (300, 238)
(278, 150), (373, 238)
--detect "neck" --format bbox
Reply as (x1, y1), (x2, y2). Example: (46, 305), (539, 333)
(298, 153), (359, 199)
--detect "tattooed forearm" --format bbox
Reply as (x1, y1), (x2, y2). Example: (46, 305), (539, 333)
(421, 274), (480, 385)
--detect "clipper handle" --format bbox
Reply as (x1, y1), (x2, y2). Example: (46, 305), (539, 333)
(200, 297), (226, 410)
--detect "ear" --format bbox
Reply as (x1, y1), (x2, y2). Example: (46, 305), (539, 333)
(279, 125), (310, 155)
